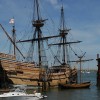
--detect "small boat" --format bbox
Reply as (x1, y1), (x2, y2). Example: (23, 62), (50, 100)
(81, 71), (85, 73)
(0, 88), (47, 99)
(59, 53), (92, 89)
(86, 71), (90, 74)
(59, 82), (90, 89)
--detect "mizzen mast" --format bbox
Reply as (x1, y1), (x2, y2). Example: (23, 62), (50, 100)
(0, 24), (25, 59)
(9, 18), (16, 56)
(10, 19), (16, 56)
(12, 25), (16, 56)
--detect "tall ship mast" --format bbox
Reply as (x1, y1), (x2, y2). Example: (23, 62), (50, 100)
(19, 0), (48, 69)
(48, 6), (81, 85)
(49, 6), (81, 66)
(12, 21), (16, 56)
(0, 0), (78, 88)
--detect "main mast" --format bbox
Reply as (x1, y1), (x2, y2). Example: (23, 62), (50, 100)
(17, 0), (47, 67)
(17, 0), (66, 67)
(32, 0), (46, 67)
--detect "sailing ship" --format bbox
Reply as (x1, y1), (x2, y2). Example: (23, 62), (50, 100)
(0, 0), (78, 88)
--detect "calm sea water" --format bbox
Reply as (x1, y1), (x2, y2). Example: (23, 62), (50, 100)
(0, 71), (100, 100)
(44, 71), (100, 100)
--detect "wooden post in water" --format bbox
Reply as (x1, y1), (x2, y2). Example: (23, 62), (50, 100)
(42, 73), (49, 91)
(40, 70), (48, 91)
(96, 54), (100, 86)
(42, 81), (48, 91)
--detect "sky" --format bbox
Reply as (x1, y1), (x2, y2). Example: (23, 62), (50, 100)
(0, 0), (100, 70)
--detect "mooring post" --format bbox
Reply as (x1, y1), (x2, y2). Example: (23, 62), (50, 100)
(42, 81), (48, 91)
(96, 54), (100, 86)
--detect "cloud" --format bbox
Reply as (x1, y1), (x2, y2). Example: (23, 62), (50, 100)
(47, 0), (58, 5)
(46, 0), (61, 9)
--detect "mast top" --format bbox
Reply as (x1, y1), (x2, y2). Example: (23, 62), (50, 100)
(32, 0), (47, 28)
(59, 5), (70, 37)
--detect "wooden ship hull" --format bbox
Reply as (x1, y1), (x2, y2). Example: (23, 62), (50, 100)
(0, 53), (77, 88)
(59, 82), (91, 89)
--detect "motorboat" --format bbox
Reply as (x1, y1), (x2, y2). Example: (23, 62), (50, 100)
(0, 88), (47, 99)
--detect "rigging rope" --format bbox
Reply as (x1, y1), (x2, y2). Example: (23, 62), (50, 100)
(47, 43), (62, 65)
(69, 45), (79, 58)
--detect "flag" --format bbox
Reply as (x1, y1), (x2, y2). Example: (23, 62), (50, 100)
(9, 18), (14, 24)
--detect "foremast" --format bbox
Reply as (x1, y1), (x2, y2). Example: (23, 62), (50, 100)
(49, 6), (81, 66)
(59, 6), (70, 65)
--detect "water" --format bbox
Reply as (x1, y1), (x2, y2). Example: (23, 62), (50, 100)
(44, 71), (100, 100)
(44, 85), (99, 100)
(0, 71), (100, 100)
